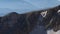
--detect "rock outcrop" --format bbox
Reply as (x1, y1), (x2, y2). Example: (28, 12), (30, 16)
(0, 5), (60, 34)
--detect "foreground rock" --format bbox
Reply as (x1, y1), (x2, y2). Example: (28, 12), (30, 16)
(0, 5), (60, 34)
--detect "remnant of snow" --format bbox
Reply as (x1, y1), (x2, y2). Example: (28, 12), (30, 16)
(57, 10), (60, 13)
(47, 29), (60, 34)
(41, 11), (47, 17)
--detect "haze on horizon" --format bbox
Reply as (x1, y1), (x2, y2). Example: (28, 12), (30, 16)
(0, 0), (60, 16)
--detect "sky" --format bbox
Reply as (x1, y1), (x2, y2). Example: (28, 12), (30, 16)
(0, 0), (60, 16)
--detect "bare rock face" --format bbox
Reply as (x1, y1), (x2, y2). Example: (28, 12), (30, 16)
(0, 17), (1, 23)
(0, 5), (60, 34)
(0, 11), (41, 34)
(42, 5), (60, 32)
(0, 12), (19, 34)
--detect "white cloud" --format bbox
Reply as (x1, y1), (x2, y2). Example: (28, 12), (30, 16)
(58, 0), (60, 1)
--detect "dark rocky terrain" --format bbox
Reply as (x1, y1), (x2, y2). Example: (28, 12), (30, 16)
(0, 5), (60, 34)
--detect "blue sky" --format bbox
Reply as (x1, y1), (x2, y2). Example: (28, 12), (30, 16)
(0, 0), (60, 16)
